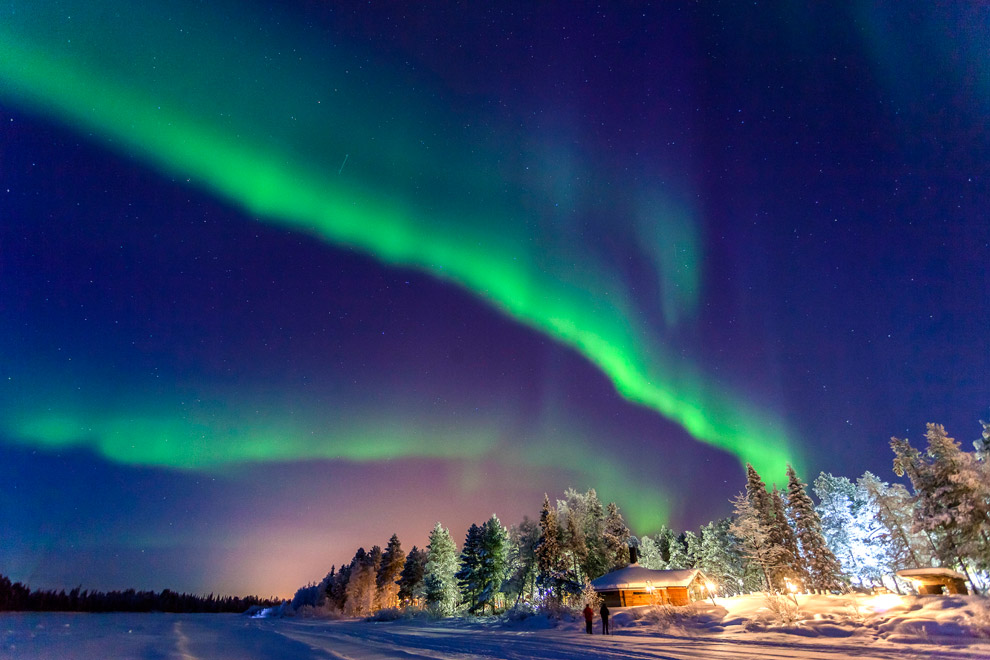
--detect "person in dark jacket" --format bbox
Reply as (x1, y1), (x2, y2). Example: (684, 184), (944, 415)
(600, 602), (610, 634)
(582, 604), (594, 634)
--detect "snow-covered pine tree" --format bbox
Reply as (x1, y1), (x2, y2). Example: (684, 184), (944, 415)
(894, 424), (989, 590)
(655, 526), (677, 568)
(729, 493), (779, 592)
(745, 464), (774, 524)
(368, 545), (383, 573)
(769, 486), (804, 589)
(698, 519), (744, 596)
(637, 534), (664, 569)
(666, 532), (691, 569)
(344, 547), (378, 615)
(501, 524), (521, 605)
(927, 424), (990, 576)
(858, 472), (934, 590)
(535, 494), (564, 603)
(684, 530), (702, 569)
(812, 471), (875, 584)
(326, 561), (352, 612)
(474, 514), (509, 614)
(423, 522), (461, 615)
(785, 465), (844, 592)
(376, 534), (405, 609)
(565, 511), (588, 580)
(503, 516), (540, 605)
(580, 575), (602, 610)
(398, 545), (426, 604)
(581, 490), (610, 579)
(456, 523), (483, 611)
(974, 420), (990, 462)
(603, 502), (630, 569)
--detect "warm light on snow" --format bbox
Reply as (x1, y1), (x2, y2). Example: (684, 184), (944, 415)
(865, 593), (905, 613)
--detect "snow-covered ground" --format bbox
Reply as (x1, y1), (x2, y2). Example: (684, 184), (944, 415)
(3, 594), (990, 659)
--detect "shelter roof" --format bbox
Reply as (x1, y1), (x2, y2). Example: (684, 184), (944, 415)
(590, 565), (703, 590)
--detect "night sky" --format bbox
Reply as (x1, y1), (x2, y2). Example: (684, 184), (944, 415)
(1, 1), (987, 598)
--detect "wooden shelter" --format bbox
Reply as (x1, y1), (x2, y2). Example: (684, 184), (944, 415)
(896, 568), (969, 595)
(590, 565), (709, 607)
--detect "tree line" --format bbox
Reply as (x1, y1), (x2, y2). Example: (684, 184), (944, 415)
(291, 488), (634, 616)
(292, 418), (990, 617)
(0, 574), (279, 613)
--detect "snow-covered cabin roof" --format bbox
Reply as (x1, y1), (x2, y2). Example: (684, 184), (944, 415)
(590, 565), (704, 591)
(896, 568), (966, 580)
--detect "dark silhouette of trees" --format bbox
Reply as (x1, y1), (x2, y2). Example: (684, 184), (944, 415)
(0, 573), (278, 613)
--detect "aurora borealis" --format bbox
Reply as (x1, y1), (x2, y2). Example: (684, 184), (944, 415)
(2, 2), (988, 597)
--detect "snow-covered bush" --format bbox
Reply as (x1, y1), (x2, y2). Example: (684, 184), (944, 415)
(500, 602), (538, 622)
(578, 577), (602, 611)
(245, 602), (289, 618)
(367, 606), (433, 622)
(762, 591), (801, 625)
(292, 603), (344, 619)
(289, 583), (322, 610)
(537, 599), (577, 622)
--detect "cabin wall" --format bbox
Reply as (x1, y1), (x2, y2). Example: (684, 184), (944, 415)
(620, 591), (654, 607)
(599, 588), (686, 607)
(913, 578), (969, 595)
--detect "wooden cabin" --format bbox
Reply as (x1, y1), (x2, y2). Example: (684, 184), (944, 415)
(896, 568), (969, 595)
(590, 565), (709, 607)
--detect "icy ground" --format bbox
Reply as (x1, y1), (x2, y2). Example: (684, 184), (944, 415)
(4, 594), (990, 659)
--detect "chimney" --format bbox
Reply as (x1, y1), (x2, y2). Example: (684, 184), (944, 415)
(629, 544), (638, 565)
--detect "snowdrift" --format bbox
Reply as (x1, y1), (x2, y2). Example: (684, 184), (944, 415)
(610, 593), (990, 643)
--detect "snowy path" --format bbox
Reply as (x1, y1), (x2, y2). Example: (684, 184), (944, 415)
(272, 620), (990, 660)
(4, 613), (990, 659)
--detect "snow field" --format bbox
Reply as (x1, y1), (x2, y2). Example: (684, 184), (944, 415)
(3, 594), (990, 659)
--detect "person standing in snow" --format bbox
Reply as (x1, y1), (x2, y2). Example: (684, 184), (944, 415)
(600, 602), (610, 634)
(582, 603), (594, 634)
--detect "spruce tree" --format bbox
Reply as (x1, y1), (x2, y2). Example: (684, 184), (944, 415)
(581, 490), (610, 579)
(377, 534), (406, 609)
(327, 562), (352, 611)
(698, 519), (744, 596)
(535, 494), (564, 602)
(893, 425), (988, 592)
(565, 511), (588, 579)
(603, 502), (631, 569)
(344, 547), (377, 615)
(503, 516), (540, 605)
(745, 464), (773, 523)
(812, 472), (861, 578)
(398, 546), (427, 603)
(655, 525), (677, 567)
(769, 486), (804, 589)
(666, 532), (691, 569)
(456, 523), (484, 611)
(423, 522), (461, 615)
(858, 472), (934, 590)
(637, 534), (664, 569)
(786, 465), (844, 592)
(684, 530), (702, 569)
(729, 493), (778, 592)
(974, 420), (990, 462)
(475, 514), (509, 614)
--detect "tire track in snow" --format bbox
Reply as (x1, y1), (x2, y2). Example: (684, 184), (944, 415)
(266, 619), (990, 660)
(172, 620), (199, 660)
(272, 624), (478, 660)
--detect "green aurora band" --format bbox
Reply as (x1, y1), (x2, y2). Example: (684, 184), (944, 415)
(0, 1), (800, 485)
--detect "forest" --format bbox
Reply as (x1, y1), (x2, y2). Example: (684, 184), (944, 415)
(0, 575), (279, 613)
(290, 420), (990, 617)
